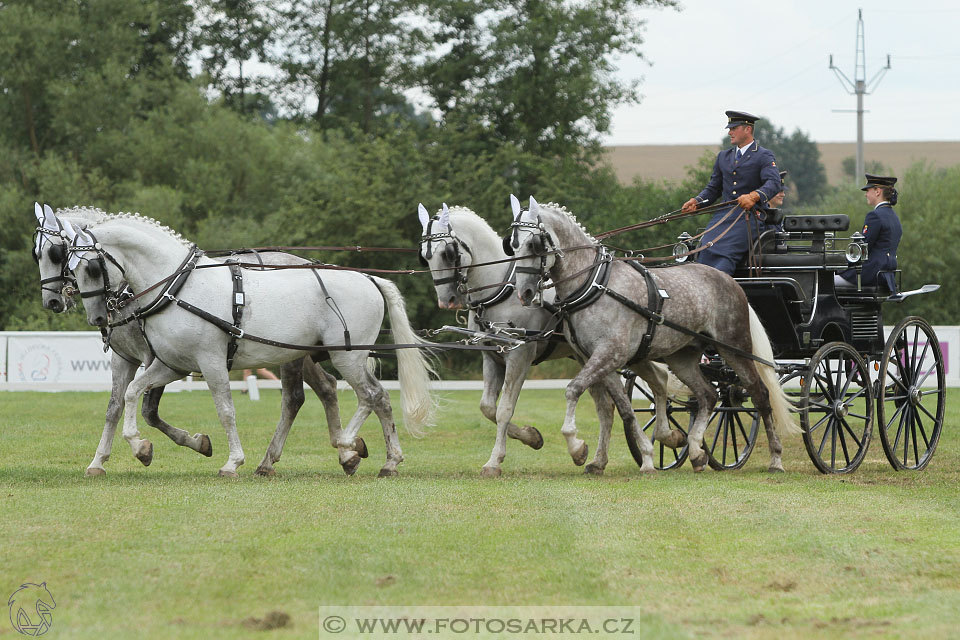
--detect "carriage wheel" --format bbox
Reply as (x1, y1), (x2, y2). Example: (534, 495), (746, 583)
(622, 372), (690, 470)
(705, 384), (759, 471)
(801, 342), (874, 474)
(877, 317), (944, 471)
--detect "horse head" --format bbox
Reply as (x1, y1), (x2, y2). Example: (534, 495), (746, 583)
(32, 203), (77, 313)
(65, 222), (119, 328)
(418, 203), (472, 309)
(503, 196), (558, 306)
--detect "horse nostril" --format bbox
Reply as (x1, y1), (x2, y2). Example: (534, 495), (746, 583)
(47, 299), (63, 313)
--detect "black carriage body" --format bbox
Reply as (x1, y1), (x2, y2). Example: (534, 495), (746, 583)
(733, 215), (886, 359)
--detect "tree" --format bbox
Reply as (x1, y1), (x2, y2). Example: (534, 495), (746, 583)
(195, 0), (273, 114)
(841, 156), (887, 181)
(725, 118), (828, 205)
(271, 0), (424, 134)
(417, 0), (677, 159)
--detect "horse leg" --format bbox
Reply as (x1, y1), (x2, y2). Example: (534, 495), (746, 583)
(584, 379), (615, 475)
(332, 358), (382, 476)
(120, 360), (184, 468)
(633, 361), (687, 449)
(141, 385), (213, 458)
(195, 364), (245, 477)
(479, 352), (536, 477)
(254, 360), (305, 477)
(663, 349), (717, 472)
(479, 353), (543, 450)
(301, 358), (360, 455)
(86, 352), (139, 476)
(600, 370), (663, 473)
(559, 350), (626, 467)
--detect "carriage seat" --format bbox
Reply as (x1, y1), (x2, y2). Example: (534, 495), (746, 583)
(782, 214), (849, 232)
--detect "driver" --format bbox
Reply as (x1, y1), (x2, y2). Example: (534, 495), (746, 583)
(835, 173), (901, 291)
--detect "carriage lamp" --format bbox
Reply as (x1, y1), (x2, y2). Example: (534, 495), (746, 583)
(845, 231), (866, 263)
(673, 232), (693, 263)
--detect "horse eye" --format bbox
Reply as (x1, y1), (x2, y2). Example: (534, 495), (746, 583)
(85, 261), (102, 278)
(442, 244), (457, 263)
(48, 244), (65, 264)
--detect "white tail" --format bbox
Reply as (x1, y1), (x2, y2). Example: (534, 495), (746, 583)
(748, 305), (801, 435)
(371, 277), (437, 435)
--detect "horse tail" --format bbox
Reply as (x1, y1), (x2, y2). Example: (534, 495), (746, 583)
(748, 304), (801, 435)
(370, 276), (437, 435)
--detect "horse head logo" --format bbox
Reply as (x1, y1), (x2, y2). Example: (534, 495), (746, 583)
(8, 582), (56, 636)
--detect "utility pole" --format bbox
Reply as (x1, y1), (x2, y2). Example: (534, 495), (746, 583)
(829, 8), (891, 182)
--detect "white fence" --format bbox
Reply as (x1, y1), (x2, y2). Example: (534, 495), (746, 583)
(1, 328), (958, 391)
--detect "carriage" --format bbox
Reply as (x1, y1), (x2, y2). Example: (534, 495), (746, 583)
(623, 212), (944, 474)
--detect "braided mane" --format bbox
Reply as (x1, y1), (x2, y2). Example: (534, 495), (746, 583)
(444, 206), (499, 240)
(59, 207), (192, 247)
(538, 202), (600, 246)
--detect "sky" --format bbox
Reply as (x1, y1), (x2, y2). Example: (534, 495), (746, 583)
(603, 0), (960, 145)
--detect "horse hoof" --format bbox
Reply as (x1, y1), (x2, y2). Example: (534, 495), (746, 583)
(480, 466), (502, 478)
(135, 441), (153, 467)
(639, 464), (657, 474)
(378, 467), (399, 478)
(584, 463), (604, 476)
(254, 467), (276, 477)
(218, 469), (239, 478)
(84, 467), (106, 477)
(571, 442), (589, 466)
(662, 430), (687, 449)
(692, 465), (706, 473)
(525, 426), (544, 450)
(342, 456), (362, 476)
(768, 465), (785, 473)
(196, 434), (213, 457)
(690, 450), (709, 470)
(354, 437), (369, 459)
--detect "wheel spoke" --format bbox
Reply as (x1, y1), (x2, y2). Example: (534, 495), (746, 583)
(817, 417), (833, 456)
(911, 410), (921, 465)
(838, 416), (864, 449)
(914, 409), (932, 451)
(902, 406), (912, 466)
(836, 415), (853, 467)
(809, 412), (831, 434)
(916, 400), (939, 425)
(831, 416), (839, 468)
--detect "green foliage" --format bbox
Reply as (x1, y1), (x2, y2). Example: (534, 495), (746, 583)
(730, 118), (828, 205)
(841, 155), (889, 180)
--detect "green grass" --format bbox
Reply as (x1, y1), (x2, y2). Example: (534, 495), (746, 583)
(1, 388), (959, 639)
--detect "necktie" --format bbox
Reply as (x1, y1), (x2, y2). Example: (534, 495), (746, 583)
(736, 149), (742, 162)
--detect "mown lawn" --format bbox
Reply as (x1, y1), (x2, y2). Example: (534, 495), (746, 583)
(1, 387), (958, 639)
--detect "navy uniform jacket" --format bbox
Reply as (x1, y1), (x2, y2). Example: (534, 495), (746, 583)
(694, 141), (781, 274)
(839, 203), (901, 290)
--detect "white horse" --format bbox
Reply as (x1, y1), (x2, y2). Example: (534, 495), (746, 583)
(57, 210), (435, 476)
(506, 197), (798, 472)
(418, 202), (683, 476)
(32, 204), (357, 476)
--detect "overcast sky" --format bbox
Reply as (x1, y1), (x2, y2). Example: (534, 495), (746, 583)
(604, 0), (960, 145)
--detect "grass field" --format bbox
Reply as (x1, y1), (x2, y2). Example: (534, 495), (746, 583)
(1, 387), (959, 639)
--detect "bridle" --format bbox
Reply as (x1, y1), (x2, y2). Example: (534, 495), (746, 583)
(33, 223), (78, 298)
(504, 212), (564, 298)
(68, 229), (128, 315)
(419, 217), (472, 297)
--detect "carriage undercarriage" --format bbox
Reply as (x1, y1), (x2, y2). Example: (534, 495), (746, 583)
(623, 214), (944, 474)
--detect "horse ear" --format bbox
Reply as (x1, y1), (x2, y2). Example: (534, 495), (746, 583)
(63, 221), (77, 243)
(502, 235), (514, 256)
(41, 204), (58, 232)
(529, 196), (539, 216)
(417, 203), (430, 233)
(34, 202), (44, 223)
(439, 203), (450, 230)
(510, 194), (521, 220)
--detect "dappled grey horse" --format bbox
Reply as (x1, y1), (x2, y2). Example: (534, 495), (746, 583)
(33, 204), (356, 476)
(418, 202), (679, 476)
(505, 198), (798, 472)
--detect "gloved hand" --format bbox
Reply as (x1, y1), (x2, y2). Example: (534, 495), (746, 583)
(737, 191), (761, 210)
(681, 198), (699, 213)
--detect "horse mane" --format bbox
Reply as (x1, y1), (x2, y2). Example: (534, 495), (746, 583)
(445, 206), (499, 240)
(536, 202), (600, 246)
(59, 208), (192, 247)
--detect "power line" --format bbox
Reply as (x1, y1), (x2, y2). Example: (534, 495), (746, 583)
(829, 8), (891, 183)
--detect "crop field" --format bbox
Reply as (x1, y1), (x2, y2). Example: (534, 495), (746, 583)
(1, 387), (959, 639)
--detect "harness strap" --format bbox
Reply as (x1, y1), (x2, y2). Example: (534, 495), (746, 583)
(623, 260), (666, 363)
(599, 286), (776, 369)
(109, 246), (203, 328)
(225, 261), (245, 369)
(169, 296), (501, 353)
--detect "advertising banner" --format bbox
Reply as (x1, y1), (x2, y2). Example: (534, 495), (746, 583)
(6, 332), (112, 384)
